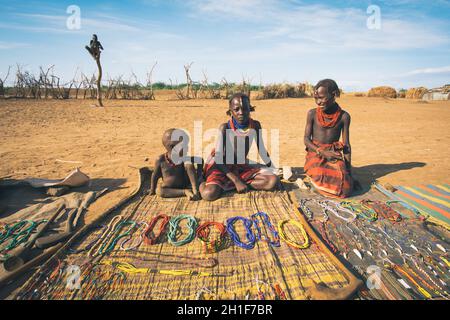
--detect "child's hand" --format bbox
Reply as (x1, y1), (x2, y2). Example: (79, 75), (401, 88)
(235, 180), (249, 194)
(321, 150), (341, 161)
(191, 188), (201, 200)
(185, 189), (201, 201)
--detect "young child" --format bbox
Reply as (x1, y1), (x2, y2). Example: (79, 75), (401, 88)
(149, 128), (201, 200)
(200, 93), (278, 201)
(303, 79), (354, 198)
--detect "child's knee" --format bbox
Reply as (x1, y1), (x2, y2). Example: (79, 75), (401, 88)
(156, 186), (166, 197)
(265, 174), (279, 190)
(200, 186), (221, 201)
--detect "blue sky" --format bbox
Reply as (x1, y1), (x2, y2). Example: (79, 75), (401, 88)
(0, 0), (449, 91)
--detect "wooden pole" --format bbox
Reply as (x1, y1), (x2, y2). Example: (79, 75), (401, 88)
(95, 57), (103, 106)
(85, 34), (104, 107)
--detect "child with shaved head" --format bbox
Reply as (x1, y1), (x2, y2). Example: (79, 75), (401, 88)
(149, 128), (202, 200)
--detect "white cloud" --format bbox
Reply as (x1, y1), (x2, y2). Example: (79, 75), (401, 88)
(15, 13), (144, 33)
(189, 0), (450, 50)
(0, 41), (30, 50)
(405, 65), (450, 76)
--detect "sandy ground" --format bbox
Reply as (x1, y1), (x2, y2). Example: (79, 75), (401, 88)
(1, 94), (449, 220)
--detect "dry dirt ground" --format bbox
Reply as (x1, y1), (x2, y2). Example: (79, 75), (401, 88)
(1, 94), (449, 220)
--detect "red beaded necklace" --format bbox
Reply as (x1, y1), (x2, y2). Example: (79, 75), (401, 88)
(316, 104), (342, 128)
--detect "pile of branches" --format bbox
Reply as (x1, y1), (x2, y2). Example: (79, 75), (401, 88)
(255, 82), (314, 100)
(0, 65), (100, 100)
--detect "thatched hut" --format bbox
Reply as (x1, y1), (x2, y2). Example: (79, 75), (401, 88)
(406, 87), (428, 99)
(368, 86), (397, 98)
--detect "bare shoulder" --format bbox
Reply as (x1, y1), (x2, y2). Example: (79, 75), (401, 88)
(307, 108), (316, 120)
(341, 110), (351, 121)
(219, 122), (228, 132)
(252, 119), (262, 129)
(155, 154), (165, 164)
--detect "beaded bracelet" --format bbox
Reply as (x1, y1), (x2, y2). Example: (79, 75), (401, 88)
(226, 216), (256, 250)
(196, 221), (227, 253)
(251, 212), (280, 247)
(143, 214), (171, 245)
(277, 219), (309, 249)
(168, 215), (198, 247)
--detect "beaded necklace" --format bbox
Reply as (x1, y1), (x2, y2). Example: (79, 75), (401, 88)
(251, 212), (280, 247)
(144, 214), (170, 245)
(101, 260), (228, 277)
(120, 221), (148, 251)
(327, 219), (350, 257)
(0, 219), (47, 253)
(164, 152), (178, 167)
(316, 104), (342, 128)
(409, 257), (449, 298)
(312, 206), (338, 253)
(167, 215), (198, 247)
(277, 219), (309, 249)
(318, 200), (356, 223)
(228, 117), (255, 137)
(98, 220), (137, 255)
(88, 215), (124, 257)
(196, 221), (227, 253)
(226, 216), (256, 250)
(298, 199), (314, 220)
(340, 201), (378, 222)
(361, 200), (402, 223)
(391, 264), (432, 299)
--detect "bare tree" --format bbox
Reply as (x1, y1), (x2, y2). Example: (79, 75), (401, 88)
(85, 34), (104, 106)
(184, 62), (194, 99)
(39, 65), (54, 99)
(145, 61), (157, 100)
(201, 70), (220, 99)
(0, 66), (11, 98)
(221, 77), (230, 99)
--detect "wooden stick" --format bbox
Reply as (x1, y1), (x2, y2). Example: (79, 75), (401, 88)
(0, 243), (63, 287)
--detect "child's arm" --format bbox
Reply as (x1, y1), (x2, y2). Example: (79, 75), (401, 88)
(254, 120), (273, 168)
(341, 112), (352, 174)
(149, 157), (162, 195)
(184, 162), (199, 198)
(304, 109), (319, 153)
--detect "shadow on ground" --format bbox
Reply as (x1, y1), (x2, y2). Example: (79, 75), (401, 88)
(291, 161), (426, 196)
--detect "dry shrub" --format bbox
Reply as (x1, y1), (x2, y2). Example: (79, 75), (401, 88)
(354, 92), (366, 97)
(405, 87), (428, 99)
(368, 86), (397, 98)
(256, 82), (313, 100)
